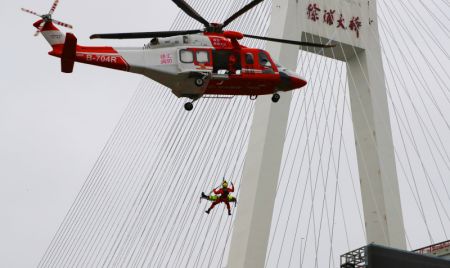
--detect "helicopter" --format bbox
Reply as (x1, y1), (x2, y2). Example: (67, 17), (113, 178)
(22, 0), (334, 111)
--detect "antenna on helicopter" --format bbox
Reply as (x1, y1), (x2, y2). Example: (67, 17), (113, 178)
(21, 0), (73, 36)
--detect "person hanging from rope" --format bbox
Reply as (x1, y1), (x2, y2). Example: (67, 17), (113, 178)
(201, 179), (237, 215)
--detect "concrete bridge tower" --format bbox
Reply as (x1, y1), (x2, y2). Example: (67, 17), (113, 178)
(228, 1), (406, 267)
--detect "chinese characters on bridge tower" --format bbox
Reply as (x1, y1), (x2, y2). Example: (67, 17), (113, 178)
(307, 3), (321, 21)
(349, 16), (362, 38)
(323, 9), (335, 25)
(337, 13), (346, 29)
(307, 3), (362, 38)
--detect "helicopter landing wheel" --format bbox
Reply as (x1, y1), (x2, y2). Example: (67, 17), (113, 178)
(194, 78), (204, 87)
(184, 102), (194, 111)
(250, 95), (258, 100)
(271, 93), (280, 103)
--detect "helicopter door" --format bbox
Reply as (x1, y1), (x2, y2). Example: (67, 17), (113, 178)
(239, 50), (278, 94)
(212, 50), (241, 74)
(212, 50), (231, 74)
(237, 51), (262, 91)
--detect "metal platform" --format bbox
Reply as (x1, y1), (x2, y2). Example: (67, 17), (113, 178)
(341, 243), (450, 268)
(414, 240), (450, 260)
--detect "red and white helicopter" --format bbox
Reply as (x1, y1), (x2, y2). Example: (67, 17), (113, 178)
(22, 0), (333, 111)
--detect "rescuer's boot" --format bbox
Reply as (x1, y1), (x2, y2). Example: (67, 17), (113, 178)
(201, 192), (209, 200)
(205, 208), (211, 214)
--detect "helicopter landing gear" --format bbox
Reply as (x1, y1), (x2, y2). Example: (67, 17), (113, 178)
(184, 102), (194, 111)
(194, 78), (204, 87)
(184, 95), (201, 111)
(271, 93), (280, 103)
(250, 95), (258, 100)
(193, 72), (210, 88)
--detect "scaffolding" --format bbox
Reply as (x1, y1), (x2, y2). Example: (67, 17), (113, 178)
(340, 245), (367, 268)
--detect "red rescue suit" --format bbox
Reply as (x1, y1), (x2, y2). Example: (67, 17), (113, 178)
(206, 184), (235, 215)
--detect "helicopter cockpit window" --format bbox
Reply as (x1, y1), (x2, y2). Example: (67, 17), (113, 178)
(180, 50), (194, 63)
(258, 52), (271, 67)
(196, 50), (209, 63)
(258, 51), (274, 73)
(245, 53), (254, 64)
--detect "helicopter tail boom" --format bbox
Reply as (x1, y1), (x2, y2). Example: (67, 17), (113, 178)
(34, 20), (131, 72)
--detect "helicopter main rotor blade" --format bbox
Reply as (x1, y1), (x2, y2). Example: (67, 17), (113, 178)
(243, 34), (336, 48)
(222, 0), (264, 28)
(90, 29), (202, 39)
(172, 0), (209, 27)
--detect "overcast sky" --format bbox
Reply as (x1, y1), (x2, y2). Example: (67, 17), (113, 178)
(1, 0), (449, 267)
(0, 1), (178, 267)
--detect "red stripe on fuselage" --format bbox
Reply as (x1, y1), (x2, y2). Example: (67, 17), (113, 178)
(75, 46), (129, 71)
(49, 45), (129, 71)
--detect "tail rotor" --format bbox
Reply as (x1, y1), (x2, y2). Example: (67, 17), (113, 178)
(21, 0), (73, 36)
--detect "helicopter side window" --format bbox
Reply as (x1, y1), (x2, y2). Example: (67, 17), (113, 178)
(196, 50), (209, 63)
(245, 53), (254, 64)
(180, 49), (194, 63)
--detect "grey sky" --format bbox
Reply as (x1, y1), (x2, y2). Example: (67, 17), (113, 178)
(1, 0), (449, 267)
(0, 1), (177, 267)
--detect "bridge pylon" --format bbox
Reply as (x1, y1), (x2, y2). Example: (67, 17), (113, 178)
(227, 0), (406, 267)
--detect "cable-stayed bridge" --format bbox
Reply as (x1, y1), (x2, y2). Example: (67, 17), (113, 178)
(38, 0), (450, 267)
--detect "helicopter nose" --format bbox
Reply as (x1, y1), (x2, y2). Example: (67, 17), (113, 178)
(290, 76), (307, 89)
(278, 71), (307, 91)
